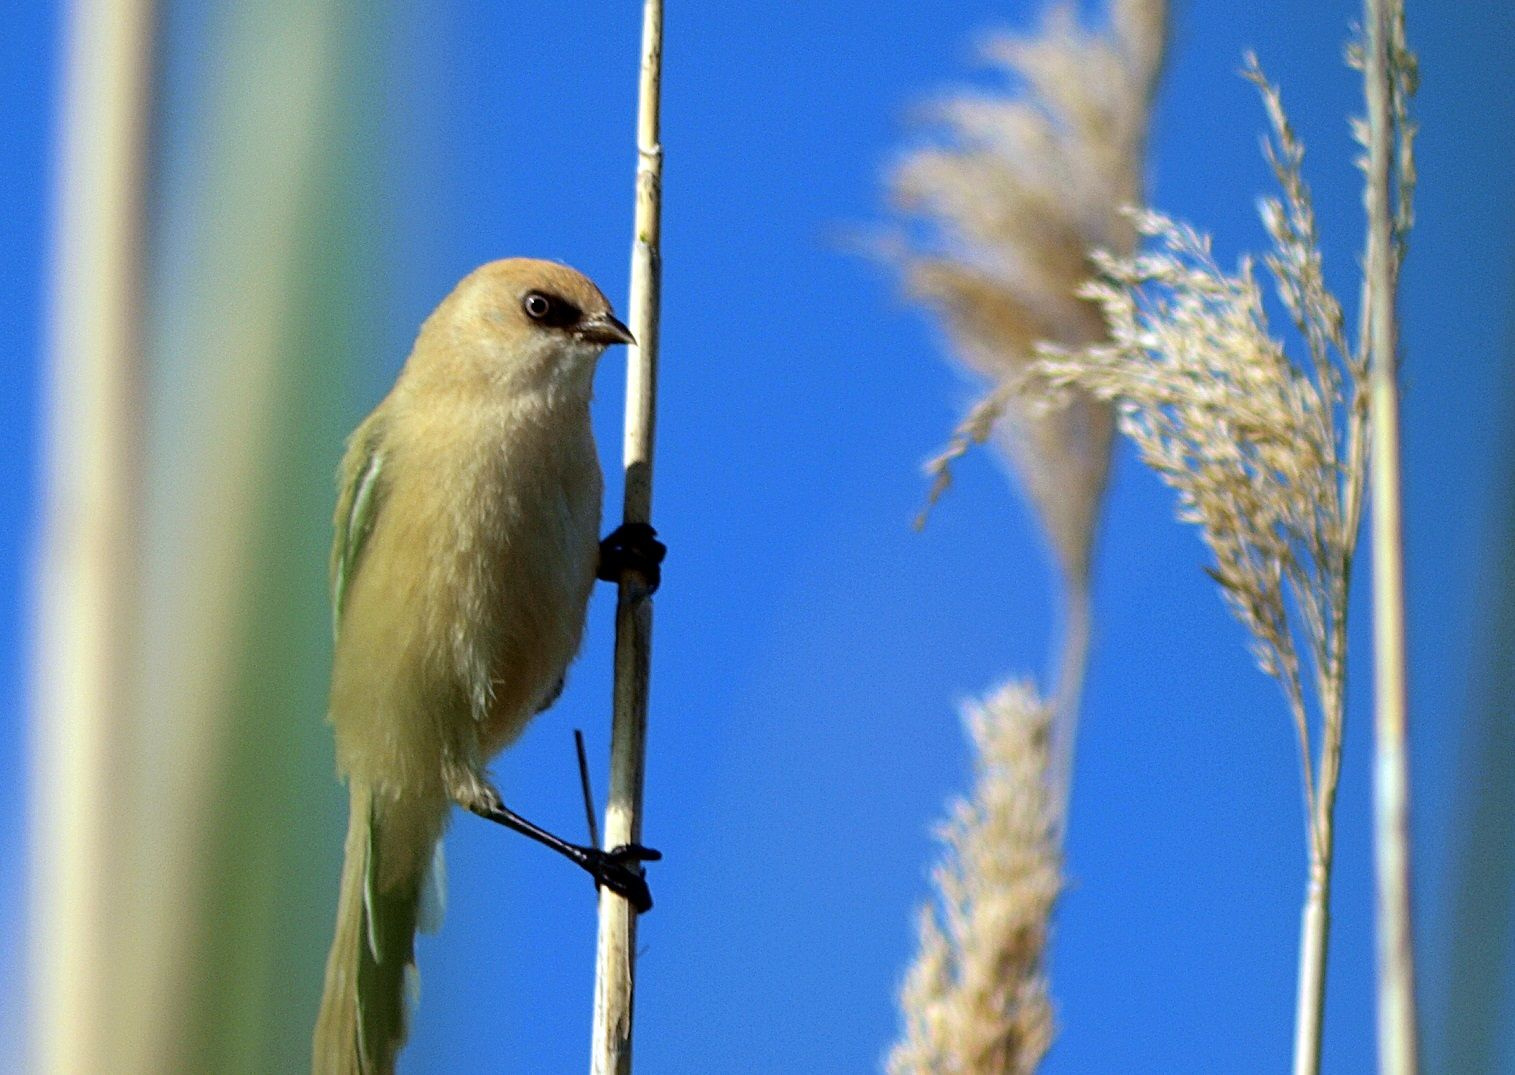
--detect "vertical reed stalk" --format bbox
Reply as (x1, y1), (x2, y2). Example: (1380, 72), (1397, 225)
(590, 2), (663, 1072)
(1049, 574), (1093, 833)
(1364, 0), (1419, 1069)
(1292, 868), (1330, 1075)
(31, 2), (154, 1071)
(1294, 333), (1366, 1075)
(1292, 669), (1345, 1075)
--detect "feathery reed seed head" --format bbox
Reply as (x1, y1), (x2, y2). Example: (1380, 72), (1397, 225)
(881, 0), (1166, 583)
(1033, 61), (1374, 841)
(888, 683), (1060, 1075)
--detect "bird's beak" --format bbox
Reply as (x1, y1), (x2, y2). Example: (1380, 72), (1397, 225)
(578, 312), (636, 347)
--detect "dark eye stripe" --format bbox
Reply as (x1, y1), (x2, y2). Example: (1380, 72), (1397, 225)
(522, 290), (582, 329)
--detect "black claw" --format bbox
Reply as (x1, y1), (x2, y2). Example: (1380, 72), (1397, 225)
(586, 843), (662, 913)
(598, 522), (667, 594)
(610, 843), (662, 863)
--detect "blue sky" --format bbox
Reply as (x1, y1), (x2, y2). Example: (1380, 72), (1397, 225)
(4, 1), (1514, 1072)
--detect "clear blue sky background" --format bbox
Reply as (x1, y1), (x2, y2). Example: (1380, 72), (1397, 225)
(4, 1), (1513, 1072)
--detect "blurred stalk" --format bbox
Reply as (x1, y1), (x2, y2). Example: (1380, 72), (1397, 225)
(30, 2), (154, 1071)
(137, 4), (381, 1070)
(35, 2), (381, 1071)
(1049, 572), (1091, 832)
(1364, 0), (1420, 1069)
(1441, 300), (1515, 1070)
(591, 1), (663, 1071)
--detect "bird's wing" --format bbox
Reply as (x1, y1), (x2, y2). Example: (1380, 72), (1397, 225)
(331, 413), (389, 638)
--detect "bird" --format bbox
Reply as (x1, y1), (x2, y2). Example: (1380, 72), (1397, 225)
(312, 259), (664, 1075)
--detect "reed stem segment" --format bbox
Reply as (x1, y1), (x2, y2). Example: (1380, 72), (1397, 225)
(591, 3), (663, 1073)
(1364, 0), (1419, 1069)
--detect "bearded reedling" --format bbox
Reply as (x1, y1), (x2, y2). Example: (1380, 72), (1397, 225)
(313, 259), (665, 1074)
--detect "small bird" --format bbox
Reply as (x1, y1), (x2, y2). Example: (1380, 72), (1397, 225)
(313, 259), (664, 1075)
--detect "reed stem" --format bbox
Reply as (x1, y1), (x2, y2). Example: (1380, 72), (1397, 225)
(1364, 0), (1419, 1069)
(590, 3), (663, 1072)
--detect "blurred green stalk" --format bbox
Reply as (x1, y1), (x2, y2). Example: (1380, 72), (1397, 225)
(34, 2), (385, 1071)
(1440, 308), (1515, 1073)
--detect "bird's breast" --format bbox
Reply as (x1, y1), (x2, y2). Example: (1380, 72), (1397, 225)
(339, 396), (602, 773)
(442, 406), (603, 751)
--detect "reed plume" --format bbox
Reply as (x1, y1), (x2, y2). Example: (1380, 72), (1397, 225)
(886, 684), (1059, 1075)
(890, 0), (1164, 578)
(881, 0), (1165, 814)
(878, 3), (1167, 1070)
(1034, 36), (1416, 1072)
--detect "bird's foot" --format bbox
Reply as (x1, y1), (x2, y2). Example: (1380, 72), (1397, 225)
(597, 522), (666, 594)
(580, 843), (663, 913)
(465, 789), (662, 913)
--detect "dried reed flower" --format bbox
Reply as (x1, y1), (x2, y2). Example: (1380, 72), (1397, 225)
(1034, 57), (1363, 834)
(1030, 50), (1413, 1073)
(882, 0), (1165, 585)
(888, 683), (1060, 1075)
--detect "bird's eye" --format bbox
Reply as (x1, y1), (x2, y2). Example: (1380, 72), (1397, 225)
(519, 290), (583, 329)
(523, 292), (553, 321)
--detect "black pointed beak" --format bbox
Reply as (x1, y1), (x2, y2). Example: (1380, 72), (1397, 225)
(579, 312), (636, 347)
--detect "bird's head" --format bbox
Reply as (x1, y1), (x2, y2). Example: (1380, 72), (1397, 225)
(413, 258), (634, 398)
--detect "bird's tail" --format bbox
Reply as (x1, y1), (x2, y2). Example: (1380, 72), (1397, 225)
(313, 782), (446, 1075)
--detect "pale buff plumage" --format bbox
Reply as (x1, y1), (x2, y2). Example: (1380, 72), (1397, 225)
(314, 260), (630, 1074)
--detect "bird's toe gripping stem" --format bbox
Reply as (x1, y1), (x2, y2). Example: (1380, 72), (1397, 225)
(581, 843), (663, 913)
(597, 522), (666, 594)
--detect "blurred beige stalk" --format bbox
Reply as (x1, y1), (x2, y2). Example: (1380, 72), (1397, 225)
(33, 2), (363, 1071)
(1361, 0), (1419, 1068)
(887, 684), (1059, 1075)
(32, 2), (154, 1072)
(882, 0), (1166, 815)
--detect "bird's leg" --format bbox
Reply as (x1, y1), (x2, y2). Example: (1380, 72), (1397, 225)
(464, 788), (661, 913)
(597, 522), (667, 594)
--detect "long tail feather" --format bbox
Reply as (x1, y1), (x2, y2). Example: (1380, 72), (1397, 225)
(313, 784), (443, 1075)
